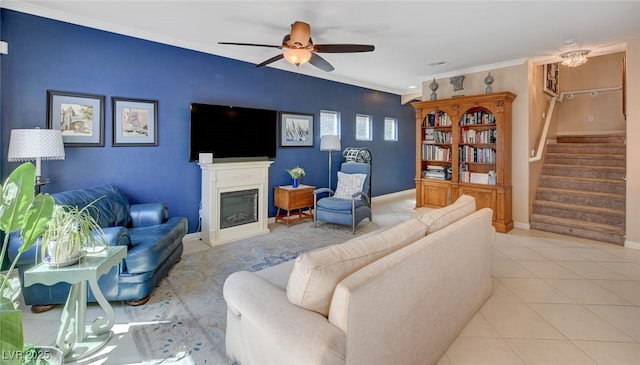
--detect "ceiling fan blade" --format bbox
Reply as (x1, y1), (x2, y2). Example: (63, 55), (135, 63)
(218, 42), (282, 49)
(309, 53), (334, 72)
(314, 44), (375, 53)
(256, 54), (284, 68)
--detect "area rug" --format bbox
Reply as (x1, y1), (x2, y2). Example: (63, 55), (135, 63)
(124, 221), (378, 364)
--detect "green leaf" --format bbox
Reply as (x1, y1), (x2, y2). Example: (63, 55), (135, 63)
(20, 194), (55, 252)
(0, 275), (21, 307)
(0, 309), (23, 365)
(0, 163), (36, 234)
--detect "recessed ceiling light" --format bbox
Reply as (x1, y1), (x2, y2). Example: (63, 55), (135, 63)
(408, 85), (417, 89)
(428, 61), (447, 67)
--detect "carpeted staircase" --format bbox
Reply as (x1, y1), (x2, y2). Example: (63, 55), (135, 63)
(531, 134), (626, 245)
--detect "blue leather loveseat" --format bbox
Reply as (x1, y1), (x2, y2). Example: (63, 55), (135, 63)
(9, 184), (188, 308)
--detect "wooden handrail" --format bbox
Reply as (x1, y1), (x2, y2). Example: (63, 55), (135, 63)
(529, 96), (557, 162)
(558, 85), (622, 102)
(529, 85), (622, 163)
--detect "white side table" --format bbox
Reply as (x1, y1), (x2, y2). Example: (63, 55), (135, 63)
(24, 246), (127, 362)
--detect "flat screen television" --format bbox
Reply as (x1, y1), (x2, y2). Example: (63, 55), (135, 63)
(189, 103), (278, 162)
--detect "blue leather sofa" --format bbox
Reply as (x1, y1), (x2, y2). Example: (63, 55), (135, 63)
(8, 184), (188, 307)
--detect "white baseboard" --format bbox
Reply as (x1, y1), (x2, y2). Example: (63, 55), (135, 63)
(184, 232), (201, 242)
(513, 221), (530, 230)
(624, 239), (640, 250)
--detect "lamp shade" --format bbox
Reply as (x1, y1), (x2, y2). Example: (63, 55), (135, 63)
(320, 135), (341, 152)
(8, 129), (65, 162)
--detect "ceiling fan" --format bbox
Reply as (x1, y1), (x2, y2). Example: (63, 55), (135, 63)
(219, 21), (375, 72)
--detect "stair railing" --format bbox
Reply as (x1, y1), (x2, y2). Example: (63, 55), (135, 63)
(530, 96), (557, 163)
(557, 85), (622, 102)
(529, 85), (622, 163)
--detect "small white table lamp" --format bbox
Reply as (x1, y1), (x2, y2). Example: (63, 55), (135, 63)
(8, 128), (65, 190)
(320, 135), (341, 188)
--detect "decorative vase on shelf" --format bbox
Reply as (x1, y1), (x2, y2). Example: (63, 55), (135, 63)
(484, 72), (494, 94)
(429, 78), (439, 100)
(292, 178), (299, 188)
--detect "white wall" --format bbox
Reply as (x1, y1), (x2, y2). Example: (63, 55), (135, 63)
(557, 53), (626, 134)
(625, 39), (640, 248)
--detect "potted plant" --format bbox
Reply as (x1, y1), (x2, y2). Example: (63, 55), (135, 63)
(40, 199), (106, 267)
(286, 166), (305, 188)
(0, 162), (56, 365)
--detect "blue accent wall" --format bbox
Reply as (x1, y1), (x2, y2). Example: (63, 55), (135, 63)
(1, 10), (415, 233)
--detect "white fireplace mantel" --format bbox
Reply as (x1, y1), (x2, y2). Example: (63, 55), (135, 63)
(199, 160), (273, 246)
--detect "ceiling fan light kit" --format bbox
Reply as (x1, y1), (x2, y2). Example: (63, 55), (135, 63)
(284, 48), (311, 66)
(219, 21), (374, 72)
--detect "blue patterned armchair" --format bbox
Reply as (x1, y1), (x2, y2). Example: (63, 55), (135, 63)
(314, 162), (372, 233)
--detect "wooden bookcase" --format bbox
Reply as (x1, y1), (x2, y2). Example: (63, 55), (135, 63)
(412, 91), (517, 233)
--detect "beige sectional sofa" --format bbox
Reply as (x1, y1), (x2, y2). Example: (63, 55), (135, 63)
(223, 195), (495, 365)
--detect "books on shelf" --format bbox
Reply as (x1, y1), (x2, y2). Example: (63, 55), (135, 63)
(459, 145), (496, 163)
(422, 144), (451, 161)
(424, 128), (452, 144)
(460, 110), (495, 126)
(424, 128), (435, 143)
(422, 165), (447, 180)
(422, 111), (451, 127)
(459, 171), (490, 184)
(470, 172), (489, 184)
(460, 128), (496, 144)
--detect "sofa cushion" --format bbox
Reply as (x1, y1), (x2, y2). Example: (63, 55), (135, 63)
(316, 196), (367, 212)
(255, 260), (295, 291)
(412, 194), (476, 234)
(126, 216), (187, 274)
(286, 218), (428, 316)
(52, 184), (131, 228)
(333, 171), (366, 200)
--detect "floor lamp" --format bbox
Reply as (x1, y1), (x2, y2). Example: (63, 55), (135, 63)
(320, 135), (341, 189)
(7, 128), (65, 193)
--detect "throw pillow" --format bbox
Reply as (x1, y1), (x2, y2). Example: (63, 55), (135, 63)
(286, 218), (429, 317)
(333, 171), (366, 200)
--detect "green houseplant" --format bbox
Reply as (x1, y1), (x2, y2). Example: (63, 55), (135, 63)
(0, 163), (55, 365)
(40, 200), (106, 267)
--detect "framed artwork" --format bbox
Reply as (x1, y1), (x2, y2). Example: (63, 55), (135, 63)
(544, 62), (559, 97)
(47, 90), (105, 146)
(280, 112), (314, 147)
(112, 97), (158, 146)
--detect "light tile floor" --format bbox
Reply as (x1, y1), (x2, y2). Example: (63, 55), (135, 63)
(20, 190), (640, 364)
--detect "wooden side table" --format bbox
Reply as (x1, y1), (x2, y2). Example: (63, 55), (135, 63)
(274, 185), (315, 226)
(24, 246), (127, 362)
